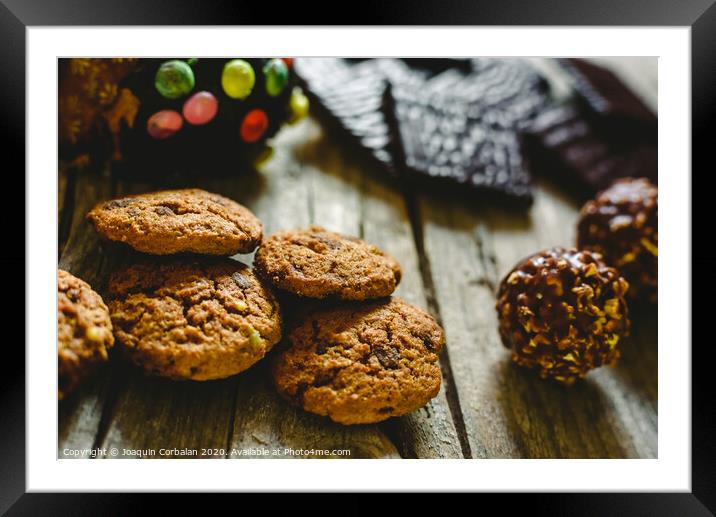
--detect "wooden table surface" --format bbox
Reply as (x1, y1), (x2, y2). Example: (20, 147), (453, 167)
(58, 58), (658, 459)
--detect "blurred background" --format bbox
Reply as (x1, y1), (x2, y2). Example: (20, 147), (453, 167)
(58, 57), (657, 206)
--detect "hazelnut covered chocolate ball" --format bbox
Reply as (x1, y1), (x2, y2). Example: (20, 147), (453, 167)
(577, 178), (658, 304)
(496, 248), (630, 385)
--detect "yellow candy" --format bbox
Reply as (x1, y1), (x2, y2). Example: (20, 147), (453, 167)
(222, 59), (255, 99)
(288, 87), (310, 123)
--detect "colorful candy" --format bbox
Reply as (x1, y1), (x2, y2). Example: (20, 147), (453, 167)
(263, 58), (289, 97)
(288, 86), (310, 123)
(183, 91), (218, 125)
(222, 59), (255, 99)
(154, 60), (195, 99)
(240, 109), (269, 142)
(147, 110), (183, 139)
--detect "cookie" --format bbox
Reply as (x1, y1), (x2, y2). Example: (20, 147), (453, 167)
(87, 189), (262, 256)
(271, 298), (444, 425)
(58, 269), (114, 399)
(254, 226), (402, 300)
(107, 258), (281, 381)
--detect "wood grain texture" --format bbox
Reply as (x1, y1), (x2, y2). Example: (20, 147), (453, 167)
(58, 168), (120, 456)
(416, 179), (656, 458)
(58, 58), (657, 459)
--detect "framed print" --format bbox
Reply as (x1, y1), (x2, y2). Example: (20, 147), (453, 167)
(1, 0), (712, 512)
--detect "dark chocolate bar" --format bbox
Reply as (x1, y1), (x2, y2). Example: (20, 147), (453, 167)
(387, 58), (551, 202)
(294, 58), (407, 173)
(522, 59), (657, 195)
(557, 58), (657, 129)
(296, 58), (551, 203)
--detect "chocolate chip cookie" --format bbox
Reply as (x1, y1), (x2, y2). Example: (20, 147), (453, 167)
(58, 269), (114, 399)
(271, 298), (444, 425)
(108, 258), (281, 381)
(87, 189), (262, 256)
(254, 226), (402, 300)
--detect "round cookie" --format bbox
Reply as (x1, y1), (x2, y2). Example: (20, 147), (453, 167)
(254, 226), (402, 300)
(271, 298), (444, 425)
(87, 189), (262, 256)
(58, 269), (114, 400)
(108, 258), (281, 381)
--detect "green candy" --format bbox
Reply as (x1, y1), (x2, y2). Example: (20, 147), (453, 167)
(222, 59), (255, 100)
(155, 60), (195, 99)
(263, 58), (289, 97)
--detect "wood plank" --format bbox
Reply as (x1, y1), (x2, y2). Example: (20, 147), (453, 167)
(58, 168), (119, 456)
(362, 184), (462, 459)
(100, 367), (239, 458)
(296, 119), (462, 458)
(417, 179), (657, 458)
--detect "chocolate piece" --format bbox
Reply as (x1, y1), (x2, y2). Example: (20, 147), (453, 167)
(294, 58), (405, 173)
(388, 58), (549, 202)
(496, 248), (630, 385)
(294, 58), (470, 173)
(577, 178), (658, 304)
(557, 58), (657, 128)
(296, 58), (551, 203)
(523, 59), (657, 196)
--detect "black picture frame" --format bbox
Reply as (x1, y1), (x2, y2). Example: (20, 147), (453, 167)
(2, 1), (711, 513)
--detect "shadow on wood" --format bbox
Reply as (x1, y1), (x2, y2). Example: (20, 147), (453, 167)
(496, 358), (632, 458)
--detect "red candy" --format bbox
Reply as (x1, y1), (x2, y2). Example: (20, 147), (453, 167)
(147, 110), (183, 139)
(240, 109), (269, 143)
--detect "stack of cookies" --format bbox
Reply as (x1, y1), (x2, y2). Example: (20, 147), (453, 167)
(255, 227), (445, 424)
(59, 191), (445, 426)
(59, 188), (280, 398)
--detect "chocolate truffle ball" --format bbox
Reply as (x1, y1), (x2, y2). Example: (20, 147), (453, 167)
(577, 178), (658, 304)
(496, 248), (630, 385)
